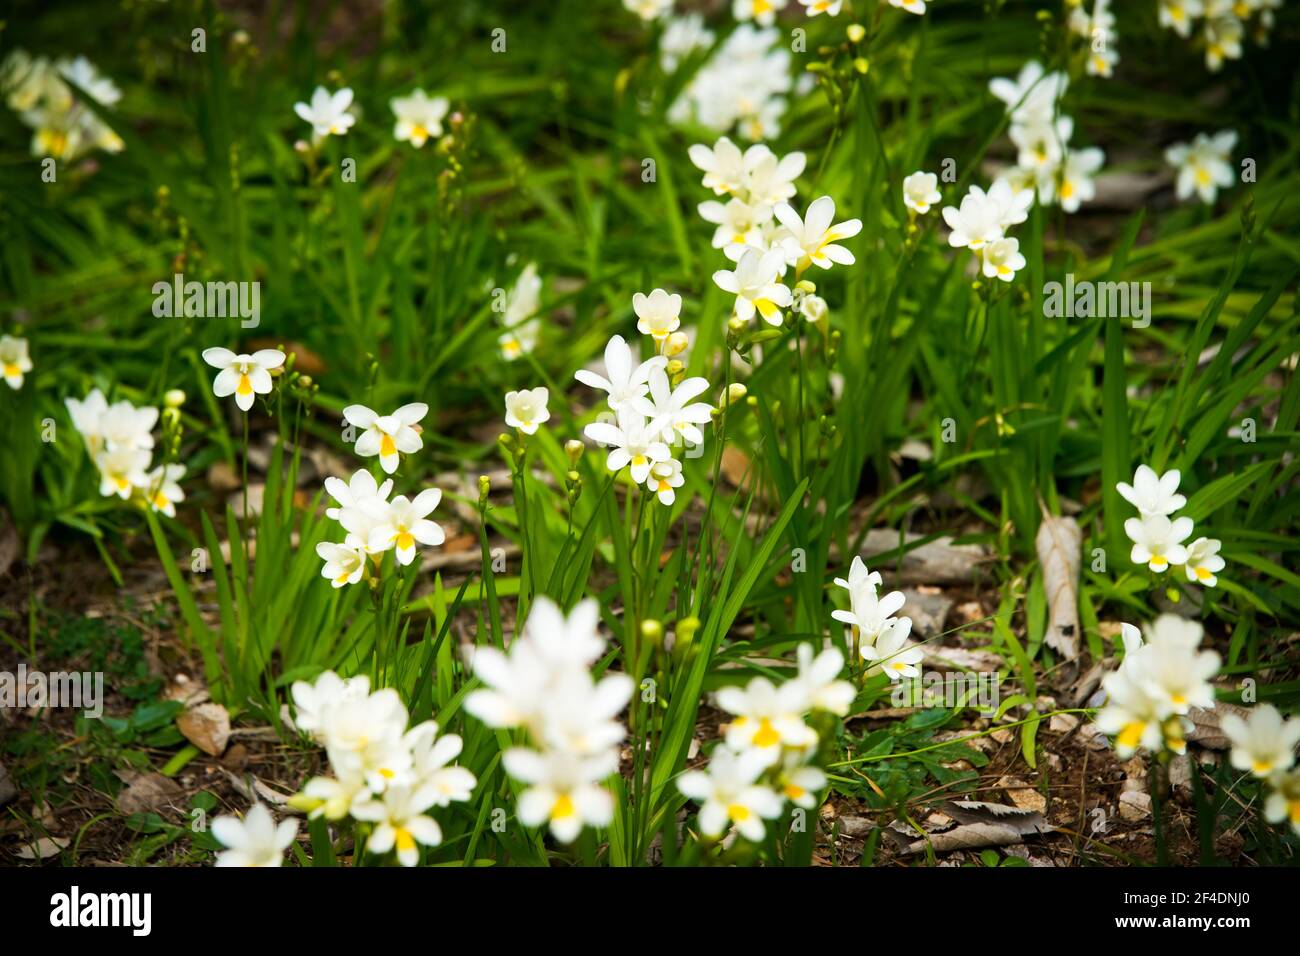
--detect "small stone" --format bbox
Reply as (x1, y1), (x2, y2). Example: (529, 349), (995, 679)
(1118, 791), (1152, 822)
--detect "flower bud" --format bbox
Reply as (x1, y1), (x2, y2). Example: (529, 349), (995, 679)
(564, 439), (585, 466)
(846, 23), (866, 43)
(665, 331), (690, 356)
(164, 389), (186, 408)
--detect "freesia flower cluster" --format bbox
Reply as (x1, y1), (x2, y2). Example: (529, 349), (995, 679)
(691, 136), (858, 324)
(1157, 0), (1280, 72)
(988, 60), (1105, 218)
(276, 671), (476, 865)
(1096, 616), (1219, 758)
(1222, 703), (1300, 837)
(940, 178), (1032, 284)
(293, 83), (450, 149)
(65, 388), (186, 517)
(0, 50), (123, 162)
(465, 597), (633, 843)
(668, 24), (793, 141)
(833, 557), (922, 679)
(579, 331), (713, 505)
(1119, 464), (1225, 587)
(677, 642), (852, 843)
(1069, 0), (1120, 78)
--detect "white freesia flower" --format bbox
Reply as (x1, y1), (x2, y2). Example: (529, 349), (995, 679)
(941, 185), (1006, 250)
(316, 540), (366, 587)
(734, 0), (789, 26)
(324, 470), (393, 522)
(889, 0), (926, 13)
(1042, 147), (1104, 213)
(743, 145), (805, 205)
(405, 721), (477, 805)
(988, 61), (1069, 128)
(646, 457), (685, 505)
(506, 747), (619, 843)
(574, 334), (667, 412)
(1097, 667), (1168, 758)
(583, 409), (672, 483)
(1264, 768), (1300, 835)
(862, 622), (923, 681)
(791, 644), (855, 716)
(774, 196), (862, 271)
(366, 488), (445, 566)
(390, 89), (448, 148)
(833, 582), (910, 648)
(1010, 116), (1073, 174)
(314, 685), (413, 791)
(677, 747), (784, 842)
(1204, 15), (1244, 71)
(201, 347), (286, 412)
(1221, 705), (1300, 777)
(145, 463), (186, 517)
(834, 555), (883, 600)
(713, 247), (792, 325)
(633, 288), (683, 342)
(1124, 513), (1194, 573)
(293, 86), (355, 138)
(499, 319), (541, 362)
(94, 446), (151, 499)
(352, 784), (445, 866)
(504, 387), (551, 435)
(65, 389), (109, 453)
(98, 400), (158, 452)
(291, 671), (373, 739)
(981, 237), (1027, 282)
(638, 367), (714, 447)
(689, 136), (749, 196)
(778, 758), (828, 809)
(212, 803), (298, 867)
(1128, 616), (1220, 717)
(699, 196), (771, 250)
(343, 402), (428, 474)
(717, 676), (818, 763)
(796, 0), (844, 17)
(1117, 464), (1186, 517)
(902, 171), (941, 214)
(1158, 0), (1205, 37)
(660, 14), (715, 72)
(1184, 537), (1225, 587)
(0, 335), (32, 389)
(1166, 130), (1236, 204)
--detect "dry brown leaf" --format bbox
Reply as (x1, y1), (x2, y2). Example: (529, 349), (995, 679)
(1186, 702), (1251, 750)
(178, 702), (231, 756)
(16, 835), (69, 860)
(1036, 514), (1081, 660)
(115, 772), (183, 815)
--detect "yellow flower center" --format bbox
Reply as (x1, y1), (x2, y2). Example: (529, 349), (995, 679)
(1252, 759), (1273, 775)
(411, 123), (429, 142)
(552, 793), (576, 819)
(1195, 566), (1213, 581)
(1290, 800), (1300, 825)
(2, 362), (20, 377)
(394, 827), (416, 853)
(783, 784), (806, 800)
(153, 492), (170, 509)
(1117, 721), (1146, 750)
(380, 433), (398, 458)
(394, 529), (415, 551)
(728, 803), (752, 822)
(236, 373), (253, 396)
(1149, 552), (1168, 570)
(752, 718), (780, 748)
